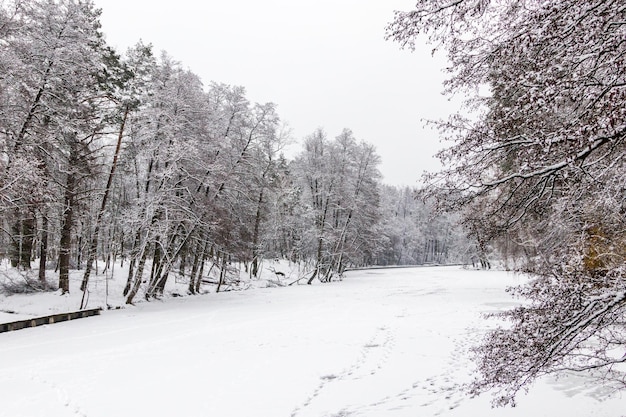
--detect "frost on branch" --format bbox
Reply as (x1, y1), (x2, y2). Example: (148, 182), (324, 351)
(388, 0), (626, 405)
(471, 263), (626, 407)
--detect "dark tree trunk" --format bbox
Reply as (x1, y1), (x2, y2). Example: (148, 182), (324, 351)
(59, 171), (76, 294)
(178, 241), (188, 282)
(124, 257), (136, 297)
(194, 241), (210, 294)
(308, 191), (332, 285)
(38, 215), (48, 283)
(188, 241), (201, 294)
(216, 251), (226, 293)
(76, 234), (83, 269)
(251, 189), (264, 278)
(123, 231), (142, 296)
(9, 216), (35, 270)
(149, 240), (163, 291)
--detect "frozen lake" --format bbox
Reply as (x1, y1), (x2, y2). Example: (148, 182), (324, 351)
(0, 266), (622, 416)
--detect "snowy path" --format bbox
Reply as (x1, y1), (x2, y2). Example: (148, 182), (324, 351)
(0, 267), (623, 417)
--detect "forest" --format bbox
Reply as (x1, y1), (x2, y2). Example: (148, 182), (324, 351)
(0, 0), (471, 303)
(2, 0), (626, 409)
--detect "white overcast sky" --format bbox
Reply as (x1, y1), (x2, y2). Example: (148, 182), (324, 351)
(94, 0), (458, 186)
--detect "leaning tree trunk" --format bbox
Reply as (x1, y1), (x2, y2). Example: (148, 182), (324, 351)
(194, 241), (210, 294)
(80, 106), (128, 304)
(125, 242), (150, 304)
(216, 251), (227, 293)
(146, 224), (196, 299)
(188, 238), (209, 295)
(123, 230), (143, 296)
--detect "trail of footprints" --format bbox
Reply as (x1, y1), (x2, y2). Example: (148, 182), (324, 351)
(401, 326), (482, 414)
(356, 326), (482, 416)
(411, 327), (482, 414)
(347, 325), (395, 380)
(292, 318), (484, 416)
(291, 325), (395, 417)
(29, 372), (88, 417)
(354, 369), (466, 415)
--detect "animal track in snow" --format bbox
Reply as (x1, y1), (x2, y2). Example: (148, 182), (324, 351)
(345, 326), (395, 380)
(29, 372), (88, 417)
(290, 325), (396, 417)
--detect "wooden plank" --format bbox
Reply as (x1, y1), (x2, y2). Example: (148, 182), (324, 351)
(0, 308), (102, 334)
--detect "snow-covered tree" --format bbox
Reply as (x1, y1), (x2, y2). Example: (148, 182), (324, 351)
(377, 186), (469, 266)
(0, 0), (472, 305)
(388, 0), (626, 406)
(294, 129), (383, 283)
(121, 53), (212, 302)
(0, 0), (118, 292)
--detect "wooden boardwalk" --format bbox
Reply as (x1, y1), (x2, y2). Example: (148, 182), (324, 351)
(0, 308), (101, 333)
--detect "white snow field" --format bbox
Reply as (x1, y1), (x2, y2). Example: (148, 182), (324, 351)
(0, 266), (623, 417)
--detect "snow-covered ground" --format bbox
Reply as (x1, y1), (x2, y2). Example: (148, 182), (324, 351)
(0, 266), (623, 417)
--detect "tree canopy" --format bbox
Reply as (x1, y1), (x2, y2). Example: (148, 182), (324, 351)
(388, 0), (626, 406)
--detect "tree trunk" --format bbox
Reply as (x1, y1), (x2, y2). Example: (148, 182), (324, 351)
(38, 215), (48, 283)
(154, 269), (170, 296)
(81, 106), (129, 297)
(123, 232), (140, 296)
(146, 225), (197, 299)
(124, 257), (136, 297)
(59, 170), (76, 294)
(188, 242), (200, 294)
(9, 216), (35, 270)
(148, 240), (163, 292)
(178, 242), (187, 282)
(216, 251), (226, 293)
(125, 242), (150, 304)
(251, 189), (264, 278)
(195, 241), (210, 294)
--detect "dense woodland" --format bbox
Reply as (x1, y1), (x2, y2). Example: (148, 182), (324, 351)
(0, 0), (472, 303)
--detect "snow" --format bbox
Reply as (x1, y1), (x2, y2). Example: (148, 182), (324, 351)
(0, 266), (623, 417)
